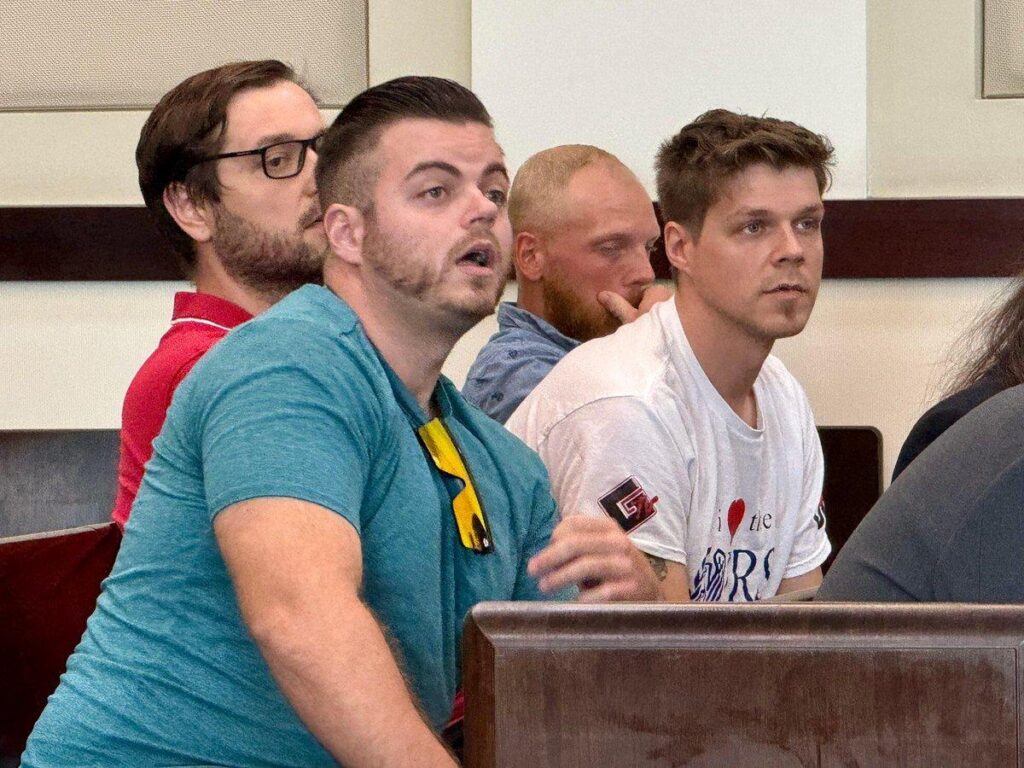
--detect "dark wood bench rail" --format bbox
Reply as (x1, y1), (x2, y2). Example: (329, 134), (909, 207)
(464, 601), (1024, 767)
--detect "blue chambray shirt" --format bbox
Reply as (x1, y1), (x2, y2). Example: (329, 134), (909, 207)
(463, 302), (580, 423)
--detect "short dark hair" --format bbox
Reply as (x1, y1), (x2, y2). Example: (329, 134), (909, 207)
(655, 109), (834, 236)
(136, 60), (308, 273)
(316, 76), (492, 213)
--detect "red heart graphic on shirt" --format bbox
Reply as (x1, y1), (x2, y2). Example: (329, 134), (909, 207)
(727, 499), (746, 539)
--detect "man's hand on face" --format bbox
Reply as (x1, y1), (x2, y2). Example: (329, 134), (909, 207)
(527, 515), (663, 602)
(597, 284), (674, 325)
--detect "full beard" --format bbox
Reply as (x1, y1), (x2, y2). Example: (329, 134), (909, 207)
(211, 206), (327, 303)
(361, 219), (508, 330)
(543, 275), (622, 343)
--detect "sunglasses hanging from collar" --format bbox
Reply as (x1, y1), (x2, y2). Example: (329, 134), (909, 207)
(416, 418), (495, 554)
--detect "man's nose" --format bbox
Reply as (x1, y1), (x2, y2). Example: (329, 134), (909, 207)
(466, 188), (499, 227)
(629, 243), (657, 286)
(775, 226), (805, 263)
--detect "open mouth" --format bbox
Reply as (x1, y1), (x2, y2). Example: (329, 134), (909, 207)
(457, 242), (497, 270)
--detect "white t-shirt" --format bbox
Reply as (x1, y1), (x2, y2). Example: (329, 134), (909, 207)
(506, 299), (829, 602)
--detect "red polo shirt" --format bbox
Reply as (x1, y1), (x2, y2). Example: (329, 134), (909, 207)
(112, 292), (253, 528)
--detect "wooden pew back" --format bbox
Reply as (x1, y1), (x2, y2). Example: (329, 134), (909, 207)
(464, 602), (1024, 767)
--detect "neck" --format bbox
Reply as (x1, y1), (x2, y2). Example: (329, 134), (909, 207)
(192, 255), (274, 316)
(514, 279), (545, 319)
(327, 273), (459, 417)
(675, 291), (771, 427)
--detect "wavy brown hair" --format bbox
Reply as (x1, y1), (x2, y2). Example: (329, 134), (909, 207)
(655, 108), (834, 236)
(945, 271), (1024, 395)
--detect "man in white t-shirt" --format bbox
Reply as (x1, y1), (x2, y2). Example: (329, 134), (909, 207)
(508, 109), (834, 602)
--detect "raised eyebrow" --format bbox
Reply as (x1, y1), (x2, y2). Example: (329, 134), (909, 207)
(481, 162), (510, 183)
(405, 161), (461, 181)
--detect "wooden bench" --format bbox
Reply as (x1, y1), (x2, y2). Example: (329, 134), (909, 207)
(0, 429), (119, 537)
(0, 522), (121, 764)
(464, 601), (1024, 766)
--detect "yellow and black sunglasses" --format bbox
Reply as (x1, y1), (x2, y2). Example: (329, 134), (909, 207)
(416, 418), (495, 554)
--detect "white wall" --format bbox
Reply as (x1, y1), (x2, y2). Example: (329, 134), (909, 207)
(473, 1), (868, 198)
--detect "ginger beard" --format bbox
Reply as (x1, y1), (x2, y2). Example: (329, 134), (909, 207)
(211, 204), (327, 301)
(360, 211), (510, 330)
(542, 272), (641, 343)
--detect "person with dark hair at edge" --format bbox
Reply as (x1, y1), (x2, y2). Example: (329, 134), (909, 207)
(509, 109), (834, 603)
(22, 76), (660, 768)
(463, 144), (670, 423)
(891, 274), (1024, 480)
(818, 271), (1024, 603)
(112, 59), (327, 528)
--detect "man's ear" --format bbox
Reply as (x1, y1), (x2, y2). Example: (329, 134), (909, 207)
(323, 203), (365, 267)
(663, 221), (696, 277)
(513, 232), (544, 282)
(163, 183), (214, 244)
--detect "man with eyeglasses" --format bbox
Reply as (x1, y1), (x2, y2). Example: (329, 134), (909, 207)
(110, 59), (326, 528)
(23, 76), (660, 768)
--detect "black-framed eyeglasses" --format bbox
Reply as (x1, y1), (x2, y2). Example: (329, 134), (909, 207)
(191, 133), (324, 179)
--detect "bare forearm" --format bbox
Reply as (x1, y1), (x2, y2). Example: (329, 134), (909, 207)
(776, 566), (823, 595)
(645, 553), (691, 602)
(255, 598), (456, 768)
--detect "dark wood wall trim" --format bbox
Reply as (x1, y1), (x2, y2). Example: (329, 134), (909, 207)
(653, 199), (1024, 280)
(4, 200), (1024, 281)
(1, 207), (180, 281)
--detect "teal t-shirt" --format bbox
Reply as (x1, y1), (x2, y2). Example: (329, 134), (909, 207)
(23, 285), (560, 768)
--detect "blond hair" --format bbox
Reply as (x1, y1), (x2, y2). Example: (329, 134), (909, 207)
(508, 144), (621, 235)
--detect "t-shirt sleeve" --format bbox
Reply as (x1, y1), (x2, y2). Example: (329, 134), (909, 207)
(511, 467), (576, 602)
(535, 397), (691, 565)
(196, 327), (379, 532)
(782, 394), (831, 578)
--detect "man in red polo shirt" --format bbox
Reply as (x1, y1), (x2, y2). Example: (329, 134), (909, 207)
(112, 60), (327, 527)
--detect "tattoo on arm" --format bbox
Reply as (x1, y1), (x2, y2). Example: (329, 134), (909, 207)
(645, 553), (668, 582)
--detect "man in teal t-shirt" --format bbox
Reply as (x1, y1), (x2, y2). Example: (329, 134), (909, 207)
(24, 76), (660, 768)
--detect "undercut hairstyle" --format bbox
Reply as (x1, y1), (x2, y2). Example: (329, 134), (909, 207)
(315, 76), (493, 214)
(508, 144), (621, 236)
(136, 60), (309, 273)
(655, 109), (834, 236)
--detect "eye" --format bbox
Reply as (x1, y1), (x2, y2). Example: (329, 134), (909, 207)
(264, 143), (299, 170)
(797, 217), (822, 232)
(485, 188), (508, 206)
(421, 186), (447, 200)
(742, 220), (764, 235)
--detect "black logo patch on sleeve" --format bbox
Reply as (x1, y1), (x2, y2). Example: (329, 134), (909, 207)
(814, 497), (826, 530)
(599, 476), (659, 532)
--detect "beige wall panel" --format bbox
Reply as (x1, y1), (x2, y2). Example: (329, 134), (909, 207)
(368, 0), (471, 85)
(983, 0), (1024, 97)
(1, 0), (367, 110)
(869, 0), (1024, 195)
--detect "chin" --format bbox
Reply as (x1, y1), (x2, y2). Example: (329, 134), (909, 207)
(764, 318), (811, 340)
